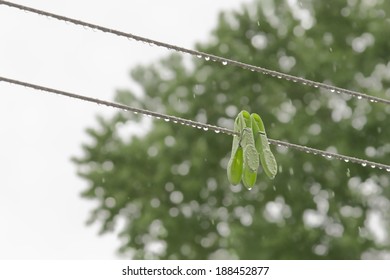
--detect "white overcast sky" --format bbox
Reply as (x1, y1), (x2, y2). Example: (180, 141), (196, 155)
(0, 0), (250, 259)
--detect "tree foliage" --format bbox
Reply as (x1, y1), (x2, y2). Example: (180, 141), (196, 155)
(73, 0), (390, 259)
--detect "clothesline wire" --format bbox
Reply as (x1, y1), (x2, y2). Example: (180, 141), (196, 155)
(1, 75), (389, 172)
(1, 0), (390, 106)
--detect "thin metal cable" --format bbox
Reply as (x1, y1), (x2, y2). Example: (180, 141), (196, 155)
(1, 75), (389, 172)
(1, 0), (390, 106)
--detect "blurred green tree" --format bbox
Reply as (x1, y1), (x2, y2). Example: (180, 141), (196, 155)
(73, 0), (390, 259)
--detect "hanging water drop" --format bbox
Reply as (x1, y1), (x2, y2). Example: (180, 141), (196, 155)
(196, 54), (202, 58)
(205, 56), (210, 61)
(370, 165), (376, 168)
(164, 118), (170, 122)
(386, 168), (390, 172)
(361, 163), (367, 167)
(357, 96), (362, 100)
(222, 61), (228, 66)
(203, 127), (209, 131)
(344, 159), (349, 163)
(215, 130), (220, 134)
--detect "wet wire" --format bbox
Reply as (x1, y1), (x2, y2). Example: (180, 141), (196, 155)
(1, 75), (390, 172)
(1, 0), (390, 106)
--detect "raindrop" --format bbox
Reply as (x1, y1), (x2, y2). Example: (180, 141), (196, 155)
(357, 96), (362, 100)
(173, 120), (178, 123)
(277, 75), (282, 79)
(196, 54), (202, 58)
(133, 112), (138, 114)
(205, 56), (210, 61)
(203, 127), (209, 131)
(344, 159), (349, 162)
(361, 163), (367, 167)
(313, 85), (319, 88)
(164, 118), (170, 122)
(222, 61), (228, 66)
(386, 168), (390, 172)
(155, 116), (161, 120)
(215, 130), (220, 134)
(330, 89), (335, 93)
(370, 165), (376, 168)
(327, 155), (332, 159)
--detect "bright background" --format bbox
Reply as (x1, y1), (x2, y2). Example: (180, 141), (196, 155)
(0, 0), (250, 259)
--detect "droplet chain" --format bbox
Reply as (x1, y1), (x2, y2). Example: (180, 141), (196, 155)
(1, 1), (390, 106)
(1, 76), (389, 172)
